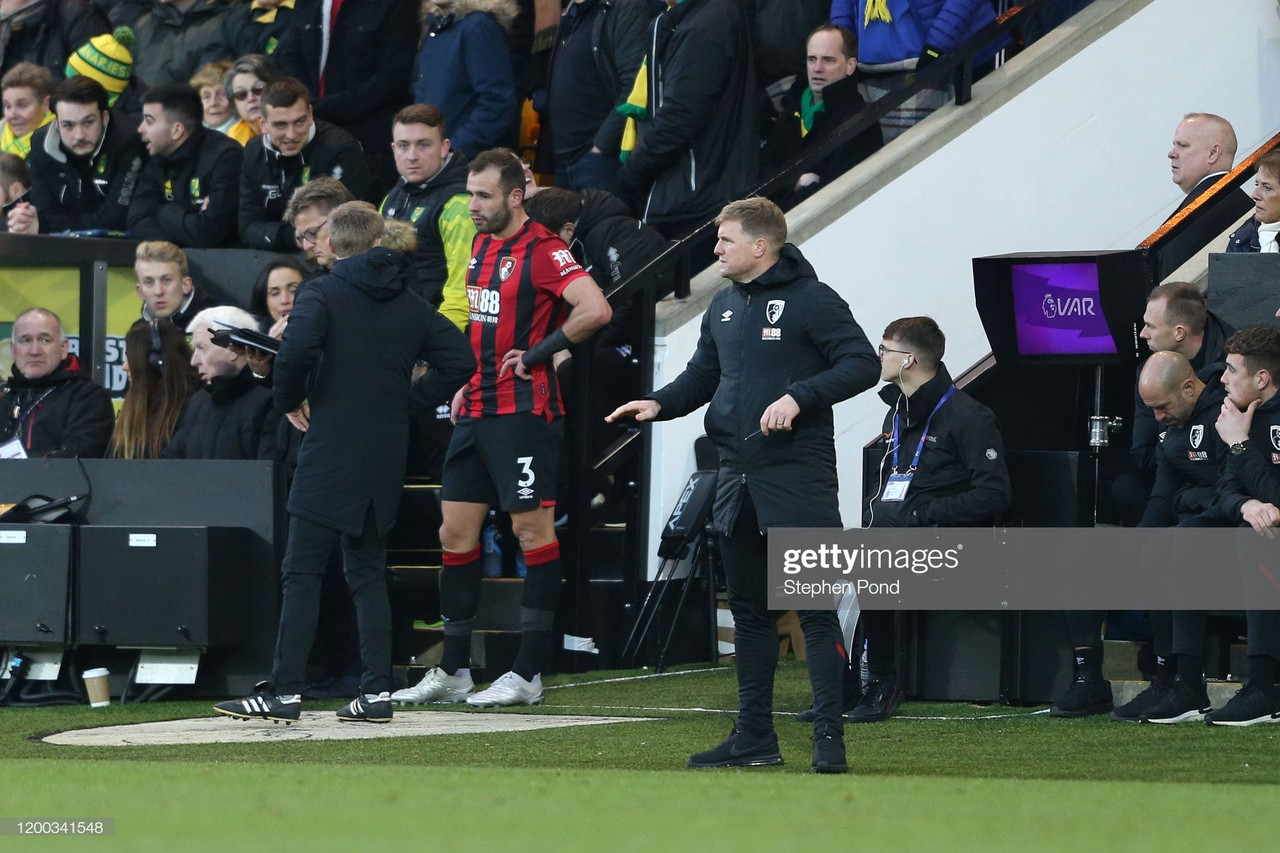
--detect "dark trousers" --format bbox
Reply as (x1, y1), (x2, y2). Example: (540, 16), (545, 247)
(270, 508), (392, 696)
(720, 487), (844, 736)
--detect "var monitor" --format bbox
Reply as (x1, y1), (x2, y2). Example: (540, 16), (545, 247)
(973, 250), (1146, 365)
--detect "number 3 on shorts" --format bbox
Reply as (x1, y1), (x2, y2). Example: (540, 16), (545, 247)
(517, 456), (535, 487)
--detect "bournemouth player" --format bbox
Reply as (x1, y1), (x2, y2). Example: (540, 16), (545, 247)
(393, 149), (612, 708)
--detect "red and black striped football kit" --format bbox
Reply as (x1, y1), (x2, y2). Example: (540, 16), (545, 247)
(460, 219), (590, 420)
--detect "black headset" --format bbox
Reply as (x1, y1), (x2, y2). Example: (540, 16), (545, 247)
(147, 320), (164, 372)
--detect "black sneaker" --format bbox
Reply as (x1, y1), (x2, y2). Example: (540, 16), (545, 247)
(1049, 675), (1112, 718)
(811, 729), (848, 774)
(687, 726), (783, 768)
(846, 680), (903, 724)
(213, 681), (301, 724)
(795, 684), (863, 723)
(1205, 681), (1280, 727)
(1140, 678), (1211, 724)
(336, 692), (393, 723)
(1109, 680), (1172, 722)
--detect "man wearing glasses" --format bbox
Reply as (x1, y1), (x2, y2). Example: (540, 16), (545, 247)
(856, 317), (1010, 723)
(283, 177), (354, 274)
(238, 78), (370, 251)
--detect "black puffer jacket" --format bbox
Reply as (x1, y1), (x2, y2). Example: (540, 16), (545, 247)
(1214, 392), (1280, 522)
(649, 243), (878, 532)
(572, 188), (669, 346)
(0, 355), (115, 458)
(160, 366), (279, 460)
(238, 118), (371, 250)
(27, 108), (147, 233)
(1130, 311), (1234, 471)
(865, 366), (1011, 528)
(621, 0), (758, 227)
(127, 125), (243, 247)
(214, 0), (297, 57)
(1139, 368), (1228, 527)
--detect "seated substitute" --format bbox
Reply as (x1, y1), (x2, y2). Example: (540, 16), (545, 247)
(1, 307), (114, 458)
(858, 317), (1011, 723)
(10, 75), (146, 235)
(161, 305), (280, 460)
(608, 197), (880, 773)
(238, 77), (372, 251)
(128, 82), (243, 247)
(213, 201), (474, 725)
(1053, 352), (1229, 721)
(1203, 327), (1280, 725)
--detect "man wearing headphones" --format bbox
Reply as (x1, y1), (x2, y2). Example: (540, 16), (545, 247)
(856, 317), (1010, 722)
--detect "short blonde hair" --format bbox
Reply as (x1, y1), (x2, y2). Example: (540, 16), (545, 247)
(715, 197), (787, 249)
(135, 240), (189, 278)
(190, 60), (232, 92)
(381, 218), (418, 253)
(327, 201), (383, 259)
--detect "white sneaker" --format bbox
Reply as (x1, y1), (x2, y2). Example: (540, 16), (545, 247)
(466, 671), (544, 707)
(390, 667), (475, 705)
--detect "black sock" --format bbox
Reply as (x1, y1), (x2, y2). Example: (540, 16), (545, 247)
(1074, 646), (1103, 680)
(440, 545), (482, 675)
(512, 541), (563, 680)
(1175, 654), (1203, 686)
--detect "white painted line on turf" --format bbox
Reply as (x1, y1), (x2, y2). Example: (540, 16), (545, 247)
(41, 711), (659, 747)
(557, 704), (1053, 721)
(546, 667), (719, 691)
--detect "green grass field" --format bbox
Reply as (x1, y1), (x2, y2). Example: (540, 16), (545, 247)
(3, 661), (1278, 851)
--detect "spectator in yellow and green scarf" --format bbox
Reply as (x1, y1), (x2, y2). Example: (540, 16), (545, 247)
(0, 61), (53, 158)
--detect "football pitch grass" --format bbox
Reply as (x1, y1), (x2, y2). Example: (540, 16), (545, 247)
(4, 660), (1279, 851)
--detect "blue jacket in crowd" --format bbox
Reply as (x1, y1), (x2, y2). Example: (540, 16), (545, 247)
(831, 0), (999, 66)
(411, 0), (520, 159)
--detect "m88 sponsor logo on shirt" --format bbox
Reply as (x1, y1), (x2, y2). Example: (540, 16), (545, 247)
(467, 285), (501, 324)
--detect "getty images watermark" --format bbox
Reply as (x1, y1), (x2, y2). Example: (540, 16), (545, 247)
(767, 528), (1280, 611)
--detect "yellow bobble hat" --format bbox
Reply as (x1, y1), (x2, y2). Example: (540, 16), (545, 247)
(66, 27), (135, 106)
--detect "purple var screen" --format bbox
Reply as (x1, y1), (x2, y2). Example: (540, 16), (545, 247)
(1010, 263), (1116, 356)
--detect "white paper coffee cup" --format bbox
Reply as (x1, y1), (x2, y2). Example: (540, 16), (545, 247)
(83, 668), (110, 707)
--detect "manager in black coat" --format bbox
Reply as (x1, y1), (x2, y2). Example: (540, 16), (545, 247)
(608, 197), (879, 772)
(255, 202), (474, 720)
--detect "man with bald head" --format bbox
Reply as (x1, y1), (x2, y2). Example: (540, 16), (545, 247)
(1, 307), (114, 458)
(1167, 113), (1239, 218)
(1107, 351), (1230, 724)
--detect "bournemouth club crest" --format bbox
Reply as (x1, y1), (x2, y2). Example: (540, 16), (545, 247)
(766, 299), (785, 325)
(1189, 424), (1203, 449)
(499, 256), (517, 281)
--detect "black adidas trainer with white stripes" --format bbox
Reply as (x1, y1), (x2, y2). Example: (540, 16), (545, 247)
(213, 682), (302, 724)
